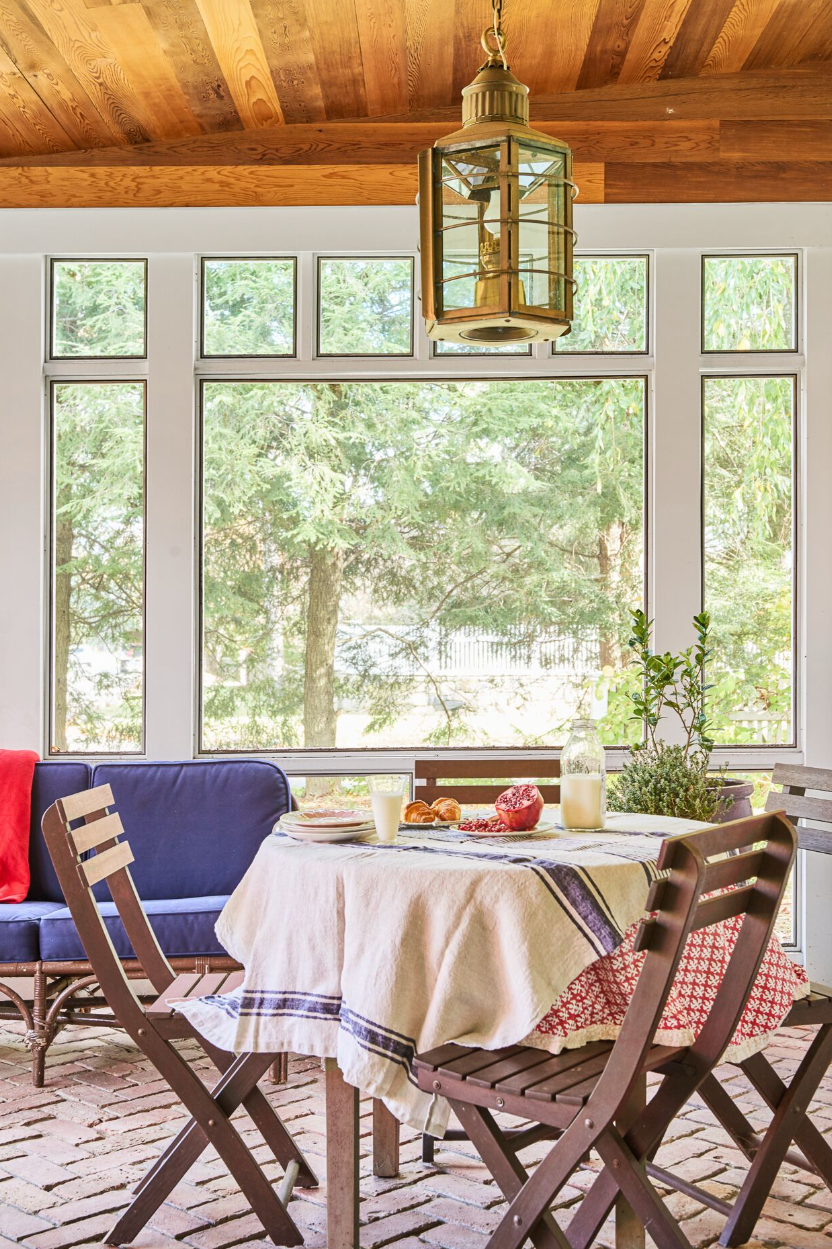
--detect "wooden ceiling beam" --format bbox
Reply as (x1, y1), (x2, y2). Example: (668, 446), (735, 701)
(350, 67), (832, 123)
(0, 119), (727, 168)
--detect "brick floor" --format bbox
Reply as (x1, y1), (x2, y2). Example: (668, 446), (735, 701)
(0, 1020), (830, 1248)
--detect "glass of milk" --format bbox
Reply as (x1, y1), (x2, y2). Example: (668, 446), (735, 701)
(369, 775), (407, 843)
(560, 719), (606, 830)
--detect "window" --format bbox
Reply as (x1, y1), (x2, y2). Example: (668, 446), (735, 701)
(703, 376), (795, 745)
(556, 256), (648, 354)
(201, 378), (645, 753)
(51, 259), (146, 359)
(202, 258), (296, 357)
(702, 254), (797, 352)
(50, 382), (145, 754)
(317, 257), (413, 355)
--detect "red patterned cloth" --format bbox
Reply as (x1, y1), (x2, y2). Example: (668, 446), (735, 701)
(532, 914), (808, 1064)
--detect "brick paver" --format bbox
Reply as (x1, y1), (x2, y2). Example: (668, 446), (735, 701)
(0, 1020), (830, 1248)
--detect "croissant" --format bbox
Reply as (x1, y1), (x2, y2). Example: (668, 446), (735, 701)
(404, 800), (433, 823)
(410, 810), (436, 824)
(431, 797), (462, 822)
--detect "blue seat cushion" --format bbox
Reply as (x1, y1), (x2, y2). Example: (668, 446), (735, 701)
(90, 760), (292, 900)
(0, 902), (65, 962)
(29, 763), (92, 902)
(39, 896), (229, 962)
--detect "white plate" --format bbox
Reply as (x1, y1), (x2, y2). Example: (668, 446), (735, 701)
(401, 819), (461, 829)
(460, 819), (558, 838)
(281, 826), (376, 844)
(282, 809), (368, 829)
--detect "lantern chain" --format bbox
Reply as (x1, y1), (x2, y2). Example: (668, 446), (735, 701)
(480, 0), (508, 70)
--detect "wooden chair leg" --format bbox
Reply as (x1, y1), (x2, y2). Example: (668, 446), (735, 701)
(615, 1072), (646, 1249)
(268, 1051), (289, 1084)
(451, 1100), (569, 1249)
(719, 1027), (832, 1247)
(325, 1059), (360, 1249)
(372, 1100), (400, 1178)
(596, 1126), (690, 1249)
(110, 1053), (303, 1247)
(422, 1132), (436, 1164)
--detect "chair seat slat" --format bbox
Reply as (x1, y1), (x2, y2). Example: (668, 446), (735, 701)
(495, 1042), (612, 1095)
(528, 1049), (612, 1102)
(191, 973), (230, 998)
(439, 1046), (526, 1080)
(412, 1043), (470, 1071)
(147, 973), (203, 1017)
(60, 784), (114, 823)
(221, 970), (245, 995)
(81, 842), (134, 887)
(73, 811), (124, 854)
(466, 1048), (555, 1089)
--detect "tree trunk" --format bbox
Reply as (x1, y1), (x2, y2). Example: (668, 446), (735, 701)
(53, 512), (74, 753)
(598, 522), (624, 670)
(303, 545), (345, 798)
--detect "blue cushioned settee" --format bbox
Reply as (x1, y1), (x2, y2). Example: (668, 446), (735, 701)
(0, 759), (294, 1085)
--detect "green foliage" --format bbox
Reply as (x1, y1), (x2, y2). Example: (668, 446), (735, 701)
(52, 260), (145, 358)
(52, 382), (144, 752)
(703, 255), (796, 351)
(318, 259), (412, 354)
(558, 257), (647, 353)
(626, 608), (714, 757)
(203, 259), (295, 356)
(608, 743), (721, 822)
(202, 377), (645, 750)
(610, 609), (726, 820)
(704, 376), (793, 743)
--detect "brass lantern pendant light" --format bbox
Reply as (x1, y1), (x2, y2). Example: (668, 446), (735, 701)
(418, 0), (577, 344)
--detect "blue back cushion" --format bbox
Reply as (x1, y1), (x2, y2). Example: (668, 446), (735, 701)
(29, 763), (92, 901)
(90, 760), (292, 900)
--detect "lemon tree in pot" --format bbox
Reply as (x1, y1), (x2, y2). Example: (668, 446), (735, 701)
(608, 609), (752, 823)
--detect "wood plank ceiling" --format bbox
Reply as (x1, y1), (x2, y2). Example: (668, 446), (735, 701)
(0, 0), (829, 208)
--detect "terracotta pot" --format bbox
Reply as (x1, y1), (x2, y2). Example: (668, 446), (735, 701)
(709, 778), (755, 824)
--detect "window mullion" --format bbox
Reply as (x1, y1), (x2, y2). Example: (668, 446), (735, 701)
(144, 253), (197, 760)
(651, 249), (702, 747)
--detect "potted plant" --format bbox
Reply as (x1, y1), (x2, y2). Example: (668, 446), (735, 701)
(608, 608), (753, 823)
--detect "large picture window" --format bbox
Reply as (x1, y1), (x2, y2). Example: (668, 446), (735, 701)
(50, 381), (145, 754)
(200, 378), (645, 752)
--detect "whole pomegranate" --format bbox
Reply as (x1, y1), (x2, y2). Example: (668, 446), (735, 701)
(494, 783), (544, 831)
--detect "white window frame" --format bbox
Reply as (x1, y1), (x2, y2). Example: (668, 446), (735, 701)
(0, 203), (830, 966)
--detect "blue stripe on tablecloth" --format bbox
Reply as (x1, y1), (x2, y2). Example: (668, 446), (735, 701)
(321, 838), (659, 957)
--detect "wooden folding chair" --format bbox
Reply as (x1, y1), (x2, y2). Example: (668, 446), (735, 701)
(646, 763), (832, 1246)
(41, 784), (317, 1247)
(413, 811), (796, 1249)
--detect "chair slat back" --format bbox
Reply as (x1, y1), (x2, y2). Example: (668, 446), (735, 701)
(42, 789), (175, 1006)
(414, 757), (560, 807)
(766, 762), (832, 854)
(590, 812), (795, 1120)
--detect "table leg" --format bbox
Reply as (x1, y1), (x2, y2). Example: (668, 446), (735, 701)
(615, 1073), (646, 1249)
(325, 1059), (360, 1249)
(372, 1099), (400, 1178)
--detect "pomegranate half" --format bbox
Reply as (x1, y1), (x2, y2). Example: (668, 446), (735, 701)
(494, 783), (544, 831)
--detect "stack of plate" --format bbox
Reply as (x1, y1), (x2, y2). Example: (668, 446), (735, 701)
(277, 809), (376, 844)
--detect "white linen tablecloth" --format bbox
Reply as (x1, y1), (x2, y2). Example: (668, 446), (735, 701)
(178, 813), (707, 1133)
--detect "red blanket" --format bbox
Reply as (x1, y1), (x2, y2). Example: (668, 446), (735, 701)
(0, 750), (39, 903)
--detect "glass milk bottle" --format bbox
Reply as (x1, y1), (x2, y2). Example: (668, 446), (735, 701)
(560, 719), (606, 830)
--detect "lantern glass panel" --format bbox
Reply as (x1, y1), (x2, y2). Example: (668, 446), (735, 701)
(516, 142), (567, 314)
(439, 144), (502, 314)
